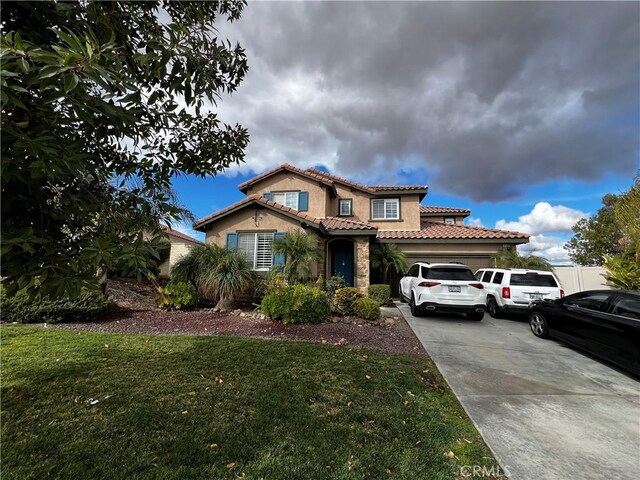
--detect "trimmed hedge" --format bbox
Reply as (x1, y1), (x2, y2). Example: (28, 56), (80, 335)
(0, 290), (114, 324)
(353, 297), (381, 321)
(368, 284), (391, 306)
(261, 285), (330, 324)
(333, 287), (364, 316)
(156, 281), (199, 310)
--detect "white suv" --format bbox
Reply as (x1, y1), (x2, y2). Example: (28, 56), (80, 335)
(399, 263), (487, 320)
(475, 268), (564, 318)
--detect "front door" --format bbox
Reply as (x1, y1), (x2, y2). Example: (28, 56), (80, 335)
(331, 240), (355, 286)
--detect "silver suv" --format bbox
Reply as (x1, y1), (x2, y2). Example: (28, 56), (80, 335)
(475, 268), (564, 318)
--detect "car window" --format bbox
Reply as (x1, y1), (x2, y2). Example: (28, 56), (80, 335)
(610, 296), (640, 320)
(475, 270), (483, 281)
(491, 272), (504, 284)
(481, 271), (493, 282)
(425, 267), (476, 281)
(408, 265), (420, 277)
(569, 292), (612, 312)
(510, 273), (558, 287)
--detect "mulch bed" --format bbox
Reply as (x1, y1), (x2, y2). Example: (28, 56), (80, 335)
(53, 308), (427, 357)
(46, 277), (427, 357)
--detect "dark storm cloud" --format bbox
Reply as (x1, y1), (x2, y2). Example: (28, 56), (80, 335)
(217, 1), (640, 200)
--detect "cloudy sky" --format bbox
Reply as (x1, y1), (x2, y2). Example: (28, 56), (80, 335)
(173, 1), (639, 264)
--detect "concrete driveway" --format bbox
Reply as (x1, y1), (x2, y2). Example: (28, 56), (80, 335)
(398, 304), (640, 480)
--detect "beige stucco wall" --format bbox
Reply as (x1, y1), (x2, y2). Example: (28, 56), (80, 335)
(158, 238), (198, 277)
(204, 207), (307, 247)
(329, 185), (421, 231)
(245, 172), (330, 219)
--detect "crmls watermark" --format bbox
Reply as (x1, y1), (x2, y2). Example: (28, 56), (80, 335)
(459, 464), (511, 478)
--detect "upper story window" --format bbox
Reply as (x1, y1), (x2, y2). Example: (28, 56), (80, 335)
(339, 199), (352, 216)
(272, 191), (299, 210)
(444, 217), (455, 225)
(371, 198), (399, 220)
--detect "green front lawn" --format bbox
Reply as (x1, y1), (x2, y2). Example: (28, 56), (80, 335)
(1, 327), (500, 479)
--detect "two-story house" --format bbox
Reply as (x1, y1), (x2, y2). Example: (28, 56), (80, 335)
(193, 164), (529, 291)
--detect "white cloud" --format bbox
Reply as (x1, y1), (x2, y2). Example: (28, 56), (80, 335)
(517, 234), (573, 265)
(495, 202), (587, 235)
(466, 217), (484, 227)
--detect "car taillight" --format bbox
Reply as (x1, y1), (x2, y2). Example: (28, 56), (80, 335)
(502, 287), (511, 299)
(560, 289), (565, 298)
(469, 283), (484, 289)
(418, 281), (441, 288)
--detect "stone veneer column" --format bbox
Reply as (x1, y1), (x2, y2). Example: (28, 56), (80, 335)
(355, 237), (370, 292)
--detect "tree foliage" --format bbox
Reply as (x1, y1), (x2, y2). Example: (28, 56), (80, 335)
(1, 1), (249, 297)
(564, 194), (626, 265)
(494, 248), (552, 271)
(370, 243), (409, 284)
(272, 230), (323, 285)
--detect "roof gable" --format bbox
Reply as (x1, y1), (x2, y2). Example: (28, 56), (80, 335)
(238, 164), (335, 193)
(193, 194), (321, 231)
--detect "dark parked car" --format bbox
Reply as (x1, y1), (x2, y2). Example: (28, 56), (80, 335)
(528, 290), (640, 376)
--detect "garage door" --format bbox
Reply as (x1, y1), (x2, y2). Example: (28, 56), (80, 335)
(389, 255), (495, 297)
(405, 255), (494, 273)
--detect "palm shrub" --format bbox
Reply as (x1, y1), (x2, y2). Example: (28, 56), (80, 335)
(494, 249), (552, 271)
(206, 250), (253, 312)
(370, 243), (408, 284)
(170, 245), (252, 311)
(603, 255), (640, 290)
(272, 230), (322, 285)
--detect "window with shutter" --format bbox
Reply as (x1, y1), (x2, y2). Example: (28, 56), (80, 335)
(271, 192), (299, 210)
(237, 232), (274, 270)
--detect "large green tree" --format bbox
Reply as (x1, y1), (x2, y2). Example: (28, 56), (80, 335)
(564, 193), (626, 265)
(1, 1), (249, 297)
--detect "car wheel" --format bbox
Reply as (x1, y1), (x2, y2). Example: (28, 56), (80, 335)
(487, 297), (503, 319)
(466, 312), (484, 321)
(410, 294), (422, 317)
(529, 311), (549, 338)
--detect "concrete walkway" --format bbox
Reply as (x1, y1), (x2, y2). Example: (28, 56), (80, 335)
(397, 303), (640, 480)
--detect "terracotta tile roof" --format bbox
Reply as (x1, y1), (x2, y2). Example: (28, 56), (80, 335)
(160, 225), (203, 244)
(304, 167), (376, 193)
(420, 205), (471, 215)
(305, 167), (427, 194)
(372, 185), (428, 192)
(238, 163), (334, 192)
(193, 194), (320, 230)
(376, 221), (529, 241)
(321, 217), (377, 231)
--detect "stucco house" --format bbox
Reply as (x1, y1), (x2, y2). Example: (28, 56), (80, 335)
(158, 225), (202, 277)
(193, 164), (529, 291)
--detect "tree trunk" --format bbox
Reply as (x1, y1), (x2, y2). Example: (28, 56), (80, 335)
(213, 295), (235, 312)
(97, 266), (108, 297)
(382, 266), (389, 284)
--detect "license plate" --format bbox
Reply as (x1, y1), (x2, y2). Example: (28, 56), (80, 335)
(448, 286), (461, 293)
(529, 294), (543, 300)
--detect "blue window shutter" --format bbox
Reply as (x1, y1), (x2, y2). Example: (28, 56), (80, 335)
(226, 233), (238, 251)
(299, 191), (309, 211)
(263, 192), (272, 201)
(273, 232), (286, 265)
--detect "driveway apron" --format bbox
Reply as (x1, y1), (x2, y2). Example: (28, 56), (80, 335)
(398, 303), (640, 480)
